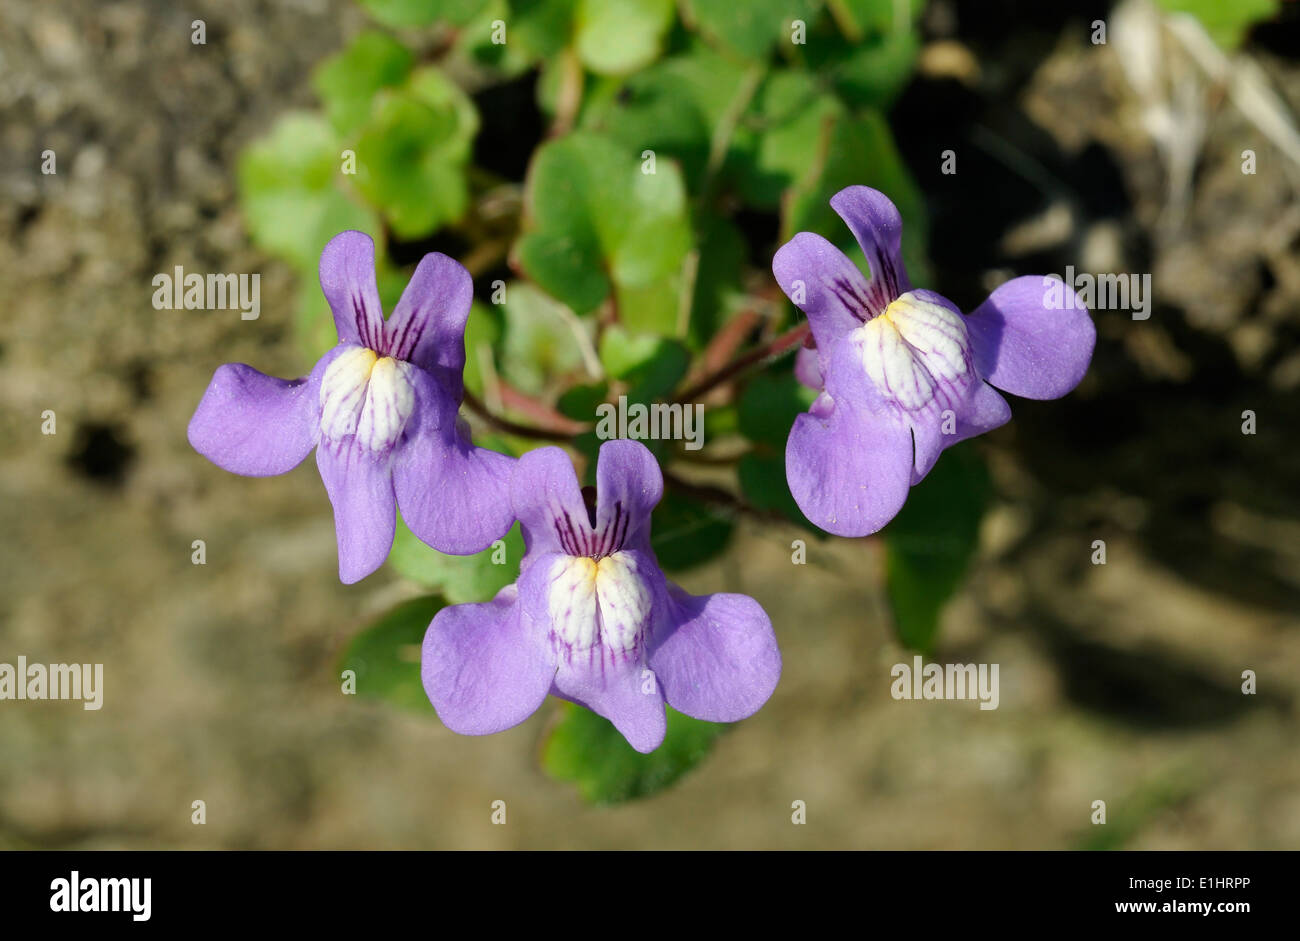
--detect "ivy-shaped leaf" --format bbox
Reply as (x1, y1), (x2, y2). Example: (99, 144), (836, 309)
(313, 30), (414, 137)
(514, 131), (691, 316)
(598, 326), (690, 403)
(389, 519), (524, 604)
(782, 107), (931, 286)
(685, 0), (819, 60)
(338, 595), (445, 713)
(881, 444), (990, 653)
(237, 112), (380, 271)
(499, 281), (594, 395)
(581, 44), (751, 187)
(353, 67), (479, 239)
(574, 0), (675, 76)
(651, 490), (734, 572)
(541, 702), (728, 804)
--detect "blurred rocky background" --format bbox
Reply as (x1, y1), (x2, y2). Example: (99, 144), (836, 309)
(0, 0), (1297, 848)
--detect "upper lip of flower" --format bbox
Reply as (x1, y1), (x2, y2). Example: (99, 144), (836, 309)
(827, 273), (881, 322)
(553, 499), (631, 560)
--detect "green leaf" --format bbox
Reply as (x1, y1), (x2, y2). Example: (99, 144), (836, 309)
(789, 0), (923, 109)
(557, 381), (610, 421)
(1155, 0), (1278, 49)
(499, 281), (594, 394)
(313, 30), (414, 137)
(515, 132), (691, 315)
(541, 702), (727, 804)
(686, 212), (746, 347)
(338, 595), (445, 713)
(882, 445), (990, 653)
(389, 518), (524, 603)
(511, 0), (577, 59)
(651, 490), (733, 571)
(736, 369), (817, 449)
(598, 326), (689, 402)
(295, 272), (337, 362)
(831, 0), (923, 35)
(703, 402), (738, 438)
(735, 370), (815, 525)
(738, 452), (809, 525)
(731, 70), (844, 209)
(455, 0), (538, 74)
(358, 0), (489, 28)
(461, 300), (503, 397)
(782, 107), (930, 286)
(831, 26), (919, 109)
(580, 45), (750, 187)
(574, 0), (675, 76)
(353, 67), (478, 239)
(238, 112), (380, 270)
(685, 0), (819, 60)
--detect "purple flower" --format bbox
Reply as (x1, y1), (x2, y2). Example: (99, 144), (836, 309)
(188, 231), (514, 583)
(422, 439), (781, 753)
(774, 186), (1095, 536)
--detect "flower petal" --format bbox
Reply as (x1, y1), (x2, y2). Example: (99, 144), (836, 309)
(188, 351), (335, 476)
(786, 399), (912, 537)
(318, 230), (385, 350)
(772, 232), (872, 354)
(422, 586), (554, 736)
(510, 446), (590, 559)
(965, 275), (1096, 399)
(552, 658), (666, 754)
(391, 368), (513, 555)
(516, 547), (658, 667)
(650, 585), (780, 723)
(909, 380), (1011, 484)
(316, 435), (396, 584)
(516, 546), (666, 753)
(397, 436), (515, 557)
(382, 251), (474, 391)
(953, 380), (1012, 443)
(794, 345), (824, 392)
(786, 338), (913, 537)
(830, 185), (912, 312)
(594, 439), (662, 553)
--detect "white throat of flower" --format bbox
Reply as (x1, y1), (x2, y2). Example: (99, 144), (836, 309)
(319, 346), (416, 453)
(546, 551), (652, 665)
(855, 291), (971, 412)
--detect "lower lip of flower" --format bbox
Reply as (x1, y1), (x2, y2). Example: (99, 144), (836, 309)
(319, 346), (416, 452)
(856, 290), (971, 411)
(547, 550), (652, 661)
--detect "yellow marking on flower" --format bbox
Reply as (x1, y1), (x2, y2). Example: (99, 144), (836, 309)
(857, 292), (969, 410)
(320, 347), (416, 452)
(547, 551), (651, 655)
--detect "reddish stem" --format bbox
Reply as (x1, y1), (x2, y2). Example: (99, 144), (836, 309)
(674, 321), (811, 405)
(462, 391), (574, 441)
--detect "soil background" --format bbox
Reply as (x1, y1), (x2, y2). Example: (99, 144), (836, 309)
(1, 0), (1298, 849)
